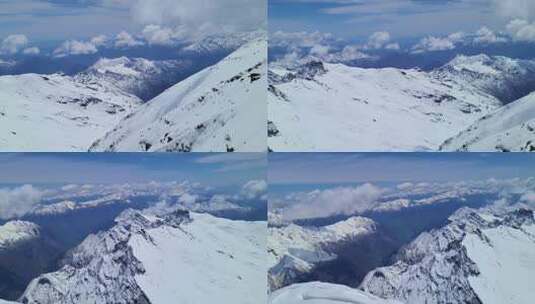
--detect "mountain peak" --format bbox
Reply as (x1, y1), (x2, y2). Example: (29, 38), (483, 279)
(88, 57), (156, 77)
(294, 61), (327, 80)
(0, 221), (40, 249)
(360, 207), (535, 304)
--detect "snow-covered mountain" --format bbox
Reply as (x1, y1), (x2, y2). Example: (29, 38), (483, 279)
(359, 207), (535, 304)
(75, 57), (190, 101)
(268, 217), (377, 291)
(441, 91), (535, 152)
(0, 221), (63, 301)
(183, 31), (265, 54)
(0, 73), (141, 151)
(269, 55), (535, 151)
(269, 282), (403, 304)
(0, 221), (40, 250)
(19, 208), (266, 304)
(90, 37), (267, 152)
(433, 54), (535, 104)
(28, 201), (77, 216)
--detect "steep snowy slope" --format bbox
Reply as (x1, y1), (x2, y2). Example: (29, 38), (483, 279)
(76, 57), (190, 101)
(0, 73), (141, 151)
(360, 207), (535, 304)
(90, 38), (267, 152)
(269, 59), (502, 151)
(440, 91), (535, 152)
(269, 54), (535, 151)
(270, 282), (404, 304)
(20, 209), (266, 304)
(268, 217), (377, 291)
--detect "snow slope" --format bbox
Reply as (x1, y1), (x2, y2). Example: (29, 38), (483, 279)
(268, 217), (377, 291)
(20, 208), (266, 304)
(269, 282), (404, 304)
(131, 213), (266, 304)
(440, 91), (535, 152)
(90, 37), (267, 152)
(269, 54), (535, 151)
(360, 207), (535, 304)
(0, 73), (141, 151)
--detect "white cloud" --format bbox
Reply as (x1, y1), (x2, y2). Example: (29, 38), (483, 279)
(412, 35), (456, 53)
(141, 24), (177, 45)
(0, 185), (42, 219)
(506, 19), (535, 42)
(270, 31), (336, 49)
(178, 192), (198, 205)
(282, 183), (383, 221)
(90, 34), (108, 47)
(1, 34), (29, 54)
(365, 31), (391, 49)
(241, 179), (267, 200)
(493, 0), (535, 21)
(53, 40), (98, 57)
(115, 30), (144, 48)
(61, 184), (79, 191)
(22, 46), (40, 55)
(396, 182), (413, 191)
(270, 30), (376, 67)
(473, 26), (507, 44)
(129, 0), (266, 41)
(309, 44), (330, 56)
(337, 45), (371, 61)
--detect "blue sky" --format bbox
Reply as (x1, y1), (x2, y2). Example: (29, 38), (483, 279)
(269, 153), (535, 186)
(0, 153), (266, 186)
(0, 0), (266, 58)
(0, 0), (136, 42)
(270, 0), (508, 40)
(269, 0), (535, 64)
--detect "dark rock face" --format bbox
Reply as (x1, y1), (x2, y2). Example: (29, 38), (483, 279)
(294, 61), (327, 80)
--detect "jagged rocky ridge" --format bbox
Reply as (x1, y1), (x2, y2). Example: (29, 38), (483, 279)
(17, 207), (266, 304)
(18, 209), (190, 304)
(359, 207), (535, 304)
